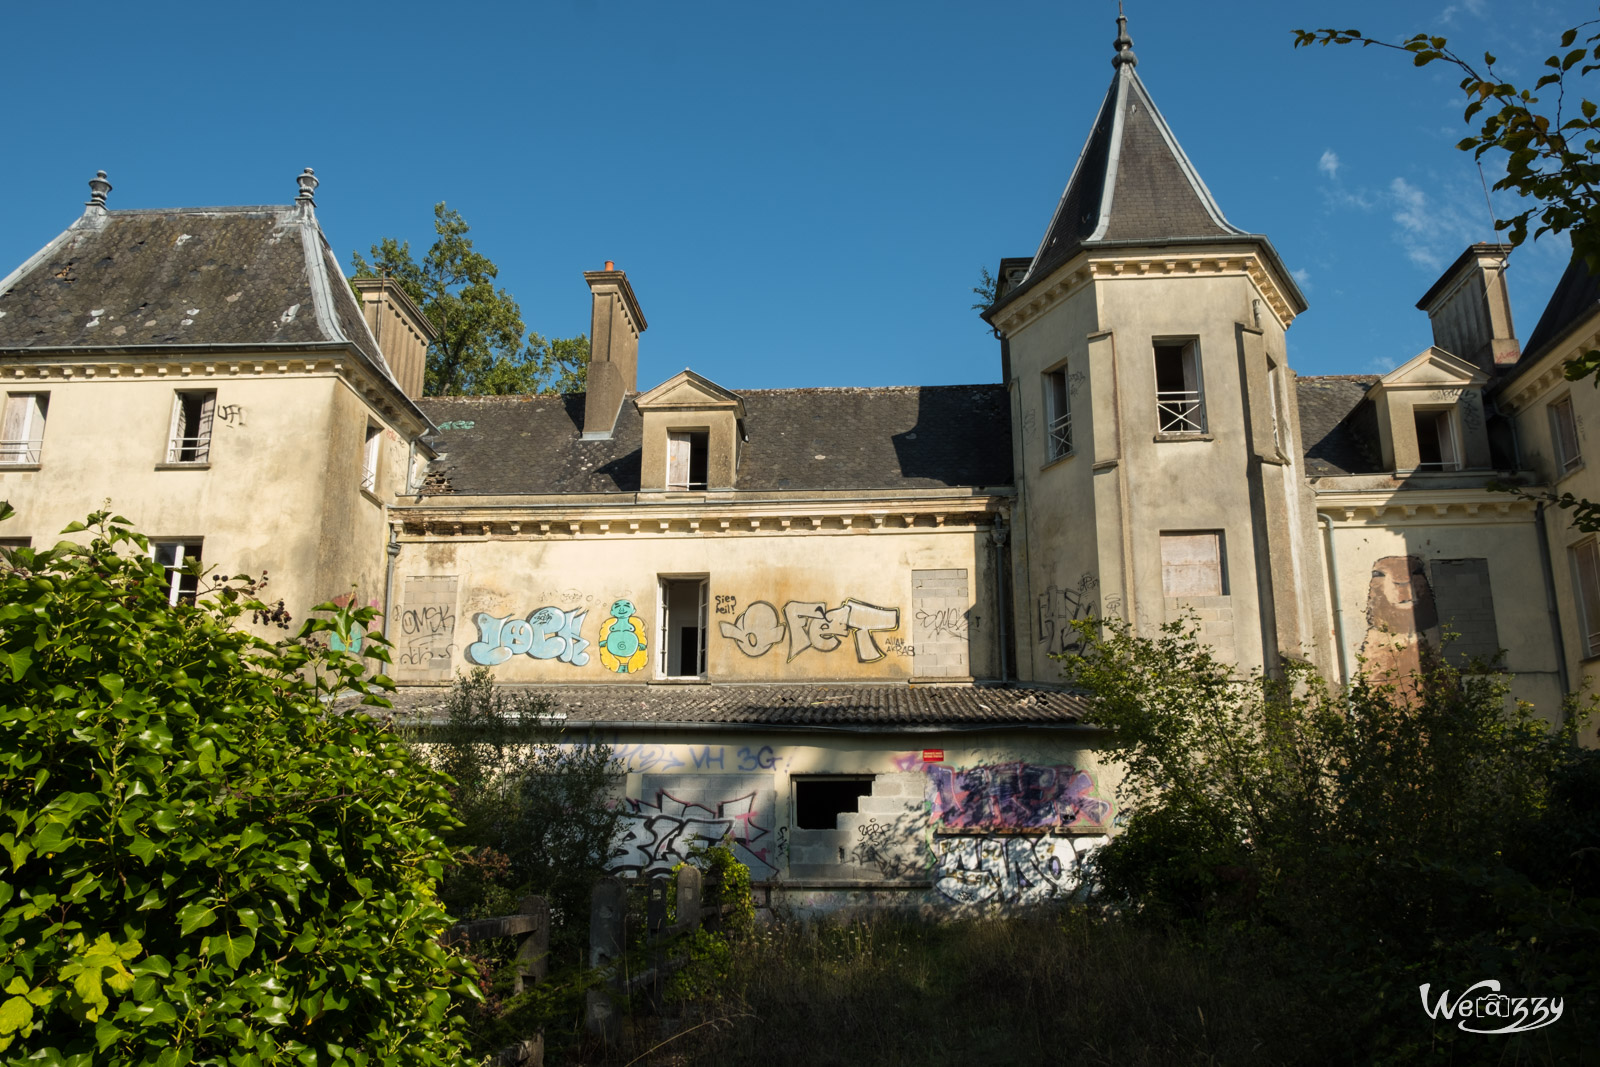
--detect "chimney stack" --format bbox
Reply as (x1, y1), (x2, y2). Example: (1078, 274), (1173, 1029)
(1416, 244), (1520, 372)
(85, 170), (112, 213)
(581, 262), (648, 439)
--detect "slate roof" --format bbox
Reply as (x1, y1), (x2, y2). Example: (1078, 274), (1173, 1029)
(1296, 374), (1383, 476)
(987, 60), (1306, 322)
(1518, 255), (1600, 367)
(417, 384), (1014, 495)
(377, 683), (1092, 727)
(0, 203), (396, 386)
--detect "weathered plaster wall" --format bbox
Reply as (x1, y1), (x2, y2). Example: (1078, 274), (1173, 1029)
(571, 727), (1116, 913)
(388, 526), (999, 683)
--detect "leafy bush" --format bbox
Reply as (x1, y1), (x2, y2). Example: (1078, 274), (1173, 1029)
(1065, 618), (1600, 1062)
(0, 507), (475, 1065)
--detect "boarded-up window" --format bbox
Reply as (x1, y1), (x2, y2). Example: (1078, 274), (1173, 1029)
(1161, 531), (1226, 597)
(1571, 541), (1600, 658)
(1430, 558), (1501, 667)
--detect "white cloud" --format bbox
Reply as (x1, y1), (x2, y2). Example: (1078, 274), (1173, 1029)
(1292, 267), (1312, 291)
(1388, 176), (1481, 271)
(1318, 150), (1340, 179)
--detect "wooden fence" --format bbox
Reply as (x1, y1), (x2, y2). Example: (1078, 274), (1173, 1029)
(443, 869), (733, 1066)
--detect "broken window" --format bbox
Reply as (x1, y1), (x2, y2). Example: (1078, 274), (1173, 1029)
(657, 576), (709, 677)
(667, 430), (709, 490)
(167, 390), (215, 463)
(794, 777), (875, 830)
(0, 393), (47, 464)
(152, 541), (203, 606)
(1154, 340), (1204, 433)
(1160, 531), (1226, 597)
(362, 423), (381, 493)
(1549, 395), (1581, 476)
(1413, 408), (1459, 472)
(1044, 366), (1071, 460)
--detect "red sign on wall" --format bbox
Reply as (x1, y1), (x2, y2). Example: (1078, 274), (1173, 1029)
(922, 749), (945, 763)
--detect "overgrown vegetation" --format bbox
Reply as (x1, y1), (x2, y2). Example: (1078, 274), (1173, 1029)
(1063, 618), (1600, 1064)
(401, 669), (625, 1058)
(0, 506), (476, 1064)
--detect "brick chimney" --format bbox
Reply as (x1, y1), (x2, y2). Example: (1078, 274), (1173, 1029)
(581, 263), (648, 439)
(1415, 244), (1519, 372)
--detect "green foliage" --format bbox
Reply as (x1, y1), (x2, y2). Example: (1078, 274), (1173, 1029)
(0, 506), (475, 1065)
(1064, 617), (1600, 1061)
(665, 842), (754, 1002)
(351, 204), (589, 397)
(408, 669), (624, 930)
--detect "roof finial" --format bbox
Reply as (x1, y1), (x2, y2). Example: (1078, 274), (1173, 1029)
(1112, 2), (1137, 69)
(85, 170), (112, 210)
(295, 167), (318, 205)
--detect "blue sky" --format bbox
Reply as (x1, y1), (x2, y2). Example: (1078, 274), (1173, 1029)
(1, 1), (1589, 389)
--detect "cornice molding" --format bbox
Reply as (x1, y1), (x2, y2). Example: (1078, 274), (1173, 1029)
(390, 496), (1009, 541)
(993, 249), (1299, 338)
(1499, 328), (1600, 412)
(1314, 490), (1534, 525)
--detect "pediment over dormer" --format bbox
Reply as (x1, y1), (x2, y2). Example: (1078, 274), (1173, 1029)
(635, 369), (746, 416)
(1371, 346), (1489, 394)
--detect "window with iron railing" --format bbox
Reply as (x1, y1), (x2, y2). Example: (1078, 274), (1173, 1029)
(1154, 340), (1205, 434)
(167, 390), (215, 464)
(1412, 408), (1460, 472)
(0, 393), (48, 465)
(1044, 366), (1072, 461)
(1550, 395), (1582, 476)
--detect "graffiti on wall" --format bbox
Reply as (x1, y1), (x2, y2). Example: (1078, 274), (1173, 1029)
(614, 780), (777, 877)
(1038, 574), (1098, 655)
(598, 599), (649, 673)
(925, 760), (1111, 831)
(1360, 555), (1440, 682)
(466, 607), (591, 667)
(933, 834), (1107, 905)
(719, 598), (902, 662)
(394, 576), (458, 680)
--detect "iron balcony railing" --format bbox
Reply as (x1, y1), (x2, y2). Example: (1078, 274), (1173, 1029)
(0, 439), (43, 464)
(1048, 411), (1072, 460)
(361, 465), (377, 493)
(1413, 460), (1461, 472)
(167, 434), (212, 463)
(1156, 390), (1204, 434)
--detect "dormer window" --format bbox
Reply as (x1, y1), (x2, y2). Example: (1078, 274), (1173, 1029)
(1413, 408), (1461, 472)
(667, 431), (709, 490)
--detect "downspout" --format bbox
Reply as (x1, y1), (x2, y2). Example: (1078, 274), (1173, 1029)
(991, 515), (1011, 683)
(1318, 513), (1351, 687)
(382, 522), (401, 646)
(1534, 501), (1572, 707)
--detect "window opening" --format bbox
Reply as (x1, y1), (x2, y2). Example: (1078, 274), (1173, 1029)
(1154, 341), (1204, 433)
(1266, 360), (1283, 452)
(1550, 396), (1582, 475)
(362, 423), (381, 493)
(667, 431), (709, 490)
(0, 393), (47, 464)
(1413, 408), (1459, 471)
(794, 777), (875, 830)
(168, 390), (216, 463)
(1160, 531), (1226, 597)
(657, 576), (709, 677)
(1573, 540), (1600, 658)
(153, 541), (203, 606)
(1044, 367), (1071, 460)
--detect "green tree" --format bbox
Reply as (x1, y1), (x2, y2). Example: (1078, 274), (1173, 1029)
(352, 204), (589, 397)
(1065, 619), (1599, 1061)
(0, 505), (476, 1064)
(1295, 16), (1600, 533)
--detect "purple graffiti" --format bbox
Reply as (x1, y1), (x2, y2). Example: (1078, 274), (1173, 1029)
(925, 761), (1111, 830)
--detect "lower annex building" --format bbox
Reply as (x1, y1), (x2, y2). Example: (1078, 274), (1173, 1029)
(1, 15), (1594, 913)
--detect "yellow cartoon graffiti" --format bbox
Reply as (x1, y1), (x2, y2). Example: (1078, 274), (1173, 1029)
(598, 598), (649, 673)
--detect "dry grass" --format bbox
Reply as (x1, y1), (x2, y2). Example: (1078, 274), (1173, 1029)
(569, 910), (1323, 1067)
